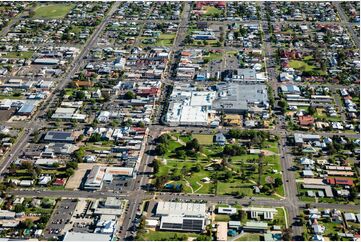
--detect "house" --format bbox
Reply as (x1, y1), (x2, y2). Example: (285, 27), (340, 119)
(344, 213), (356, 222)
(326, 178), (353, 186)
(299, 115), (315, 126)
(214, 133), (226, 146)
(303, 170), (314, 177)
(38, 175), (52, 185)
(312, 224), (325, 235)
(53, 178), (66, 186)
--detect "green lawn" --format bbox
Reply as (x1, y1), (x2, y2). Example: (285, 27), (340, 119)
(204, 6), (223, 16)
(215, 214), (230, 222)
(236, 233), (261, 241)
(288, 60), (315, 72)
(33, 4), (74, 19)
(216, 181), (254, 196)
(3, 51), (33, 59)
(138, 231), (198, 241)
(192, 134), (214, 145)
(204, 52), (223, 62)
(156, 133), (284, 197)
(274, 208), (287, 229)
(314, 109), (342, 122)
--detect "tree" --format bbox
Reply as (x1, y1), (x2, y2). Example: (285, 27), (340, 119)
(67, 161), (78, 170)
(102, 92), (110, 102)
(191, 164), (201, 173)
(223, 144), (246, 156)
(153, 159), (161, 174)
(19, 219), (34, 229)
(74, 147), (85, 162)
(89, 133), (102, 142)
(308, 106), (316, 115)
(282, 228), (292, 241)
(74, 91), (86, 101)
(278, 99), (288, 113)
(274, 177), (283, 187)
(155, 143), (167, 155)
(65, 168), (74, 177)
(111, 119), (120, 127)
(156, 134), (171, 144)
(14, 204), (26, 213)
(176, 149), (187, 160)
(21, 161), (34, 175)
(124, 91), (135, 100)
(185, 138), (201, 152)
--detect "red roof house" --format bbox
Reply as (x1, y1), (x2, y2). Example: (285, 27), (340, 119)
(327, 178), (353, 186)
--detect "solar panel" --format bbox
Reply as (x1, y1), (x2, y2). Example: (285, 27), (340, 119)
(161, 218), (204, 232)
(182, 219), (203, 231)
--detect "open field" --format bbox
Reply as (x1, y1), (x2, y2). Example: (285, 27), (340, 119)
(33, 4), (74, 19)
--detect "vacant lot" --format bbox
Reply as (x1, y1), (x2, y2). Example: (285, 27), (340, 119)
(65, 163), (104, 189)
(33, 4), (74, 19)
(192, 134), (214, 145)
(288, 60), (315, 72)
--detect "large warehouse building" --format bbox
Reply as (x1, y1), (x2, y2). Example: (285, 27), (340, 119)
(155, 201), (208, 232)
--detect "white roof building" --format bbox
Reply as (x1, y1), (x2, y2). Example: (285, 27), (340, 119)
(156, 201), (206, 217)
(63, 232), (111, 241)
(242, 207), (277, 220)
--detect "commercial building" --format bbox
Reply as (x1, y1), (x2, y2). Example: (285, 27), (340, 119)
(294, 133), (320, 145)
(213, 83), (269, 114)
(33, 58), (60, 65)
(63, 232), (111, 241)
(223, 68), (267, 84)
(217, 206), (237, 215)
(242, 207), (277, 220)
(156, 201), (207, 232)
(44, 131), (76, 143)
(165, 85), (217, 126)
(84, 166), (134, 190)
(166, 83), (269, 126)
(242, 221), (268, 232)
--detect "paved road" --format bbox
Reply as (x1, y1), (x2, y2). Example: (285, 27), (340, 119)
(334, 1), (360, 48)
(0, 8), (29, 37)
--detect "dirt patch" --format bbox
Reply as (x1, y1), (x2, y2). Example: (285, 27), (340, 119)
(260, 150), (277, 156)
(65, 163), (107, 189)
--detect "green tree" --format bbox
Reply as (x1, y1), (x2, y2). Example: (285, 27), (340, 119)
(274, 177), (283, 187)
(74, 147), (85, 162)
(14, 204), (26, 213)
(278, 99), (288, 113)
(124, 91), (135, 100)
(89, 133), (102, 142)
(67, 161), (78, 170)
(185, 138), (201, 152)
(155, 143), (167, 155)
(65, 168), (74, 177)
(308, 106), (316, 115)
